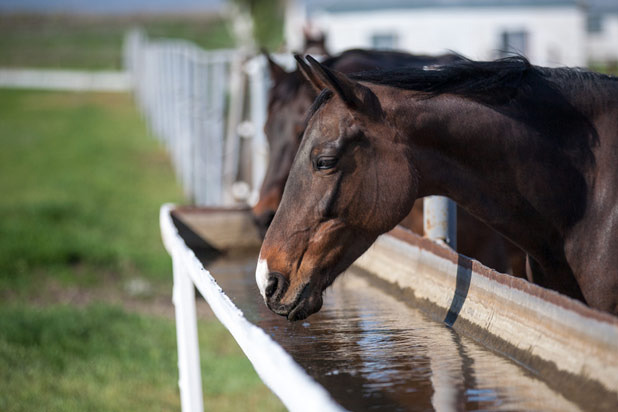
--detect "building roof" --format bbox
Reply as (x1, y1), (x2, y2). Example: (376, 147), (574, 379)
(588, 0), (618, 14)
(302, 0), (581, 15)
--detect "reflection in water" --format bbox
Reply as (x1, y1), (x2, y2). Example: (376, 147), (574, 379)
(202, 251), (584, 412)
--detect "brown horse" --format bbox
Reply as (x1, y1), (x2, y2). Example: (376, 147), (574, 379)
(257, 55), (618, 320)
(253, 50), (524, 274)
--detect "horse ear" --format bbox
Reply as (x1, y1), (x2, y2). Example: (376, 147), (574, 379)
(294, 54), (326, 93)
(305, 55), (361, 108)
(263, 51), (286, 84)
(305, 55), (382, 118)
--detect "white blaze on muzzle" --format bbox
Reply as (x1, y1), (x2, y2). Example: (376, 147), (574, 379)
(255, 253), (269, 301)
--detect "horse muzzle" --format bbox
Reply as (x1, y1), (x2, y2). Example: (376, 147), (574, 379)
(264, 273), (323, 321)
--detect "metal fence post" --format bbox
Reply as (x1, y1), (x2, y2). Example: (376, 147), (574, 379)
(423, 196), (457, 250)
(172, 257), (204, 412)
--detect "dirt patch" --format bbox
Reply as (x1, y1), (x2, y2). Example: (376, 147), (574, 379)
(6, 276), (216, 320)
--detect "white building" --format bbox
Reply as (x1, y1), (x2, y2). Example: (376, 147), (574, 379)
(286, 0), (608, 67)
(586, 0), (618, 64)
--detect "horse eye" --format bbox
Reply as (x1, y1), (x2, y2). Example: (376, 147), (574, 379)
(315, 156), (338, 170)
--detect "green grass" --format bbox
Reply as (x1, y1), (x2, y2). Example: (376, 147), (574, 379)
(0, 90), (184, 294)
(0, 89), (285, 411)
(0, 14), (236, 70)
(0, 304), (283, 412)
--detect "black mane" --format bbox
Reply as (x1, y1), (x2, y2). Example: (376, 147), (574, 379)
(349, 56), (616, 103)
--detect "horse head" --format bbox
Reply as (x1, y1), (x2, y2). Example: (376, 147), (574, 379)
(251, 53), (317, 237)
(256, 56), (418, 320)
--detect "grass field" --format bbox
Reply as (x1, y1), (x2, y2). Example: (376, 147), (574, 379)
(0, 13), (237, 70)
(0, 90), (182, 295)
(0, 89), (284, 411)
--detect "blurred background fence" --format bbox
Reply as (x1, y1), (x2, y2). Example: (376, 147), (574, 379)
(125, 30), (238, 206)
(124, 30), (295, 208)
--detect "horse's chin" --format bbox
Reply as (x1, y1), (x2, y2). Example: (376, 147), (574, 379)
(268, 284), (324, 321)
(287, 292), (323, 321)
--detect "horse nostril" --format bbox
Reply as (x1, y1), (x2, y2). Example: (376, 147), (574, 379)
(265, 276), (278, 299)
(265, 272), (288, 301)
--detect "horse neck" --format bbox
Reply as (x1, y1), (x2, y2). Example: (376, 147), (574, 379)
(388, 90), (571, 255)
(394, 94), (510, 199)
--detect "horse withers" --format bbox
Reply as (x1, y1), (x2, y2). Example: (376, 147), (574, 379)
(257, 55), (618, 320)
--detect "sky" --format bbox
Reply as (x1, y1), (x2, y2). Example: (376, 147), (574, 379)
(1, 0), (615, 15)
(0, 0), (224, 14)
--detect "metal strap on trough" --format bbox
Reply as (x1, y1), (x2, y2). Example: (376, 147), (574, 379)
(160, 204), (346, 412)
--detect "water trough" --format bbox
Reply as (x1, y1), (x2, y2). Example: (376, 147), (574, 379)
(161, 204), (618, 411)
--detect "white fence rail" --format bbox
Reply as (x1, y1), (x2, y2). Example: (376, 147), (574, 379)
(160, 204), (345, 412)
(0, 68), (131, 91)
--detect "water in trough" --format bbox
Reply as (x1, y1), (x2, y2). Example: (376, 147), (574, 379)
(198, 248), (586, 412)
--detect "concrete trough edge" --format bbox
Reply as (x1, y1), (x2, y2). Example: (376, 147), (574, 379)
(352, 226), (618, 398)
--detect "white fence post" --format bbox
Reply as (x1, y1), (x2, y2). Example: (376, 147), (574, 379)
(424, 196), (457, 250)
(172, 257), (204, 412)
(223, 56), (246, 204)
(191, 50), (207, 206)
(245, 56), (270, 204)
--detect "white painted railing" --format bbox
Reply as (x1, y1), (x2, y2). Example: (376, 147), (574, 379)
(0, 68), (131, 91)
(160, 204), (346, 412)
